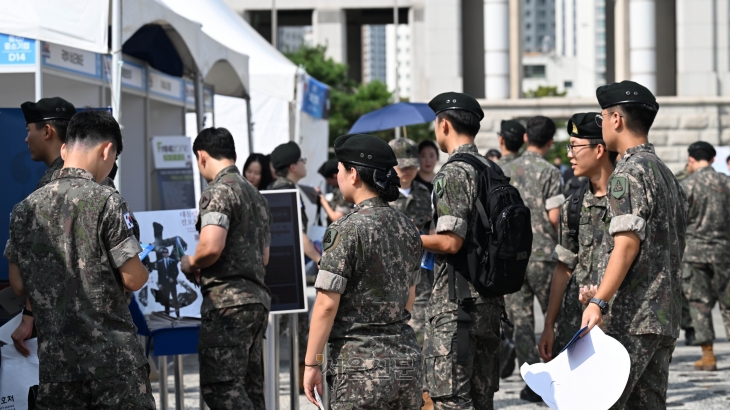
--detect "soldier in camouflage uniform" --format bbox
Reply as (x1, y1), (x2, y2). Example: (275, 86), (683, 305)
(419, 93), (503, 410)
(6, 110), (154, 408)
(180, 127), (272, 409)
(389, 137), (433, 347)
(318, 159), (353, 223)
(673, 163), (697, 345)
(502, 116), (564, 402)
(537, 113), (616, 361)
(303, 134), (423, 409)
(495, 119), (525, 167)
(581, 81), (687, 409)
(679, 141), (730, 371)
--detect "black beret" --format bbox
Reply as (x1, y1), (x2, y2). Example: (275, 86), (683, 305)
(428, 92), (484, 120)
(500, 120), (526, 139)
(334, 134), (397, 170)
(21, 97), (76, 124)
(596, 80), (659, 110)
(318, 159), (339, 178)
(270, 141), (301, 169)
(688, 141), (716, 158)
(567, 112), (603, 139)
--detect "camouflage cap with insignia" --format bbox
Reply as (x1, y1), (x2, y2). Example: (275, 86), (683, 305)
(389, 137), (420, 168)
(567, 112), (603, 139)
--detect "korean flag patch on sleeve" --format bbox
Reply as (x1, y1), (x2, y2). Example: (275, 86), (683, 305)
(123, 212), (135, 230)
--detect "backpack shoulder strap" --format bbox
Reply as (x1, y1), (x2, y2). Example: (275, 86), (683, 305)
(567, 180), (589, 242)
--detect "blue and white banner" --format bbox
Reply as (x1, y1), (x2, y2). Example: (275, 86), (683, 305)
(0, 33), (35, 66)
(301, 74), (330, 119)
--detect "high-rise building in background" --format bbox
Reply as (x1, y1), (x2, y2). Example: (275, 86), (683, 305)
(523, 0), (556, 53)
(362, 25), (387, 85)
(277, 26), (313, 54)
(386, 24), (411, 99)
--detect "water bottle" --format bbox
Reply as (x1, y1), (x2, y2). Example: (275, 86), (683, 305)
(421, 250), (435, 270)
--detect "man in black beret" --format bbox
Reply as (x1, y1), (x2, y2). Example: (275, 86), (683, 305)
(420, 92), (504, 408)
(581, 81), (687, 409)
(317, 159), (352, 223)
(679, 140), (730, 373)
(496, 119), (526, 166)
(21, 97), (77, 190)
(537, 112), (617, 362)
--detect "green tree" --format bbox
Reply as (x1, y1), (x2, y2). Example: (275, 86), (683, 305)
(524, 85), (567, 98)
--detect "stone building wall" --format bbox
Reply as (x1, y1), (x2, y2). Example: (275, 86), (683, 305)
(470, 97), (730, 172)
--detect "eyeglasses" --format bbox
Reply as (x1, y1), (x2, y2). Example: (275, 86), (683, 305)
(299, 158), (307, 164)
(566, 144), (598, 154)
(595, 112), (623, 128)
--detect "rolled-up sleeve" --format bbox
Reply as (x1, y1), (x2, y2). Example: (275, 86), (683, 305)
(314, 269), (348, 294)
(109, 236), (143, 268)
(4, 239), (17, 264)
(433, 164), (472, 240)
(435, 215), (468, 239)
(609, 214), (647, 241)
(411, 268), (421, 288)
(201, 212), (230, 230)
(552, 244), (578, 269)
(545, 194), (566, 210)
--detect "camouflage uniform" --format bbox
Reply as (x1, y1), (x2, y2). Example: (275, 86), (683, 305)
(329, 186), (353, 215)
(195, 166), (272, 410)
(502, 151), (564, 365)
(674, 168), (694, 331)
(315, 196), (423, 409)
(494, 152), (518, 168)
(390, 180), (433, 346)
(4, 168), (154, 409)
(602, 144), (687, 409)
(679, 166), (730, 345)
(550, 188), (610, 355)
(425, 144), (503, 409)
(34, 155), (64, 190)
(267, 176), (310, 361)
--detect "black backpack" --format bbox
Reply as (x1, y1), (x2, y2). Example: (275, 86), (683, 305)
(444, 153), (533, 363)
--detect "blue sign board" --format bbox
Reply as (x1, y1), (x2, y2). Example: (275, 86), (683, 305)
(301, 75), (330, 119)
(0, 33), (35, 66)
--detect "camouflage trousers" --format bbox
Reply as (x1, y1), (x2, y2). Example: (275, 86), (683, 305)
(608, 334), (675, 410)
(506, 260), (554, 365)
(327, 354), (424, 410)
(36, 364), (155, 409)
(553, 275), (585, 356)
(408, 268), (434, 347)
(682, 262), (730, 345)
(198, 303), (268, 410)
(423, 299), (502, 409)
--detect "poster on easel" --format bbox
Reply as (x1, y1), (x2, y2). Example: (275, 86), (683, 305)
(133, 208), (202, 320)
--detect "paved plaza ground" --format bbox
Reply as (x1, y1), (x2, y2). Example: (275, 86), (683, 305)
(151, 304), (730, 409)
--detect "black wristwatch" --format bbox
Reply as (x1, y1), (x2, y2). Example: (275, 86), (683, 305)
(22, 309), (33, 317)
(590, 298), (609, 315)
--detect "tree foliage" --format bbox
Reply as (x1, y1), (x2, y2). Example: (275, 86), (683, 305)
(524, 85), (567, 98)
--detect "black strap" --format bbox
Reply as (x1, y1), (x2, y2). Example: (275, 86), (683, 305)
(447, 262), (476, 365)
(567, 181), (589, 242)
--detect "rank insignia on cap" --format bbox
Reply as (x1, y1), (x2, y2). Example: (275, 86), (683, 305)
(610, 176), (627, 199)
(572, 122), (579, 135)
(434, 178), (445, 198)
(200, 193), (211, 209)
(322, 227), (340, 252)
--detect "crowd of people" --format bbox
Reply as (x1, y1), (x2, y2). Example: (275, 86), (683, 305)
(5, 79), (730, 410)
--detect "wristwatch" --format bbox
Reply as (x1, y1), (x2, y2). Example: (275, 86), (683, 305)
(22, 309), (33, 317)
(589, 298), (609, 315)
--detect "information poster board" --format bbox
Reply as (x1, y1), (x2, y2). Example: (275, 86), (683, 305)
(261, 189), (308, 314)
(132, 209), (203, 317)
(151, 136), (196, 210)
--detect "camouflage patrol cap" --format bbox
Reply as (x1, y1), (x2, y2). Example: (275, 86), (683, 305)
(596, 80), (659, 110)
(334, 134), (397, 170)
(270, 141), (301, 169)
(567, 112), (603, 139)
(688, 141), (716, 158)
(428, 92), (484, 120)
(21, 96), (76, 124)
(318, 159), (339, 178)
(388, 137), (420, 168)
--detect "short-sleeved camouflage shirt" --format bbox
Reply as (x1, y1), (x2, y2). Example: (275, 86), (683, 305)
(680, 166), (730, 263)
(552, 188), (610, 288)
(389, 180), (432, 233)
(315, 196), (422, 369)
(35, 156), (64, 190)
(268, 176), (308, 231)
(602, 143), (687, 337)
(196, 166), (272, 313)
(495, 152), (518, 168)
(4, 168), (146, 382)
(328, 186), (353, 215)
(503, 151), (565, 261)
(428, 144), (501, 319)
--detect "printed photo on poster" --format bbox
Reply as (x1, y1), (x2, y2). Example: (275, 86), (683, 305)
(133, 209), (202, 318)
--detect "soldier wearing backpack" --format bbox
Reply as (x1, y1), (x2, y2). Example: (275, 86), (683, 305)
(537, 113), (618, 362)
(421, 92), (532, 409)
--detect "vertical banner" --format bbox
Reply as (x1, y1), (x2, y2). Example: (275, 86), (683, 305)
(151, 136), (196, 210)
(133, 209), (202, 317)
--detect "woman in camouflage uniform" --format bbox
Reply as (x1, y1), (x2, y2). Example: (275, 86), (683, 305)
(303, 134), (424, 409)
